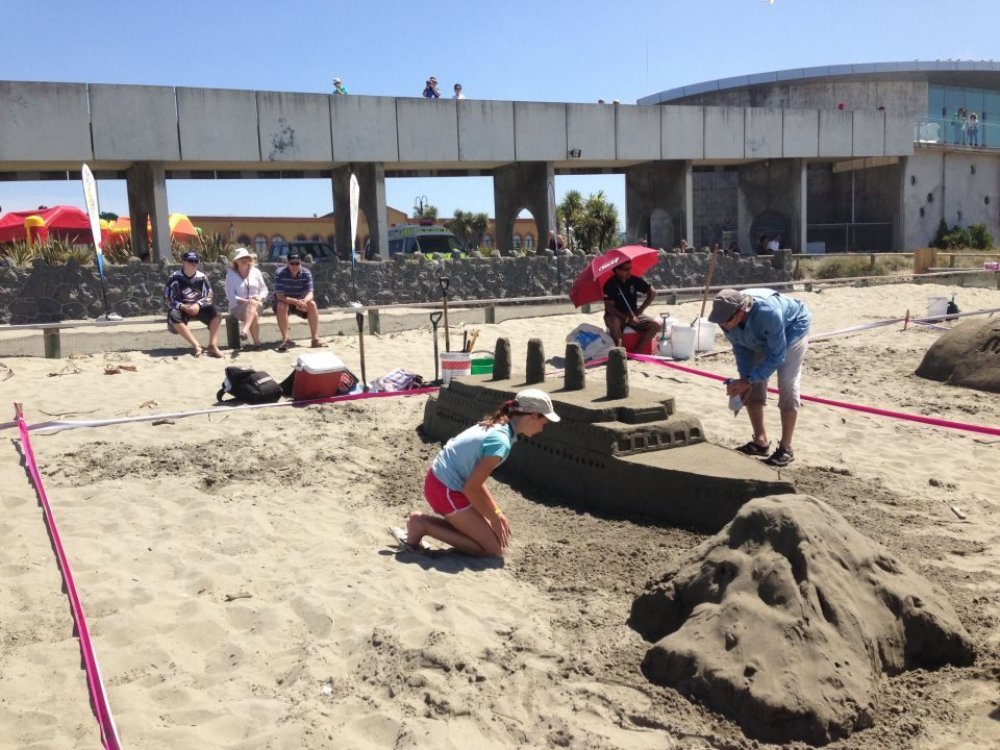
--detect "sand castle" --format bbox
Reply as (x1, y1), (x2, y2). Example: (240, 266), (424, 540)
(422, 337), (793, 532)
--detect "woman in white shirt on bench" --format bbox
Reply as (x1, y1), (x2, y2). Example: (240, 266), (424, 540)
(225, 247), (269, 349)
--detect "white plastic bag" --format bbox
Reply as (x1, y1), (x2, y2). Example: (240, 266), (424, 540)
(566, 323), (616, 362)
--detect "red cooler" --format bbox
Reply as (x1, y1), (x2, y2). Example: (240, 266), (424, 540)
(292, 352), (346, 400)
(620, 328), (655, 355)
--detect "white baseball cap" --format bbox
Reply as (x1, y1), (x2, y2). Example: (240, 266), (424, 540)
(514, 389), (560, 422)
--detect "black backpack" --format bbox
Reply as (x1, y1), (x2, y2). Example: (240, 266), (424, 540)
(216, 366), (283, 404)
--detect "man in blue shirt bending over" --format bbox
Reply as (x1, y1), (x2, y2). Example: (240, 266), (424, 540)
(708, 288), (812, 467)
(273, 252), (326, 352)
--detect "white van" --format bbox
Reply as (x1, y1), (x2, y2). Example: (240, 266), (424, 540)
(384, 224), (465, 257)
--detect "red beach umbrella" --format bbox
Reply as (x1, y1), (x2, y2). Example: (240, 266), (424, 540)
(569, 245), (660, 307)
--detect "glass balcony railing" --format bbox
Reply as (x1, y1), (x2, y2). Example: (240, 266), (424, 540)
(914, 116), (996, 148)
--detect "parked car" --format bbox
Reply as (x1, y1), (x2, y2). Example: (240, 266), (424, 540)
(365, 224), (465, 259)
(267, 240), (337, 263)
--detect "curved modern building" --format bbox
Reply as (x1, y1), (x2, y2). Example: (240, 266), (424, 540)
(640, 61), (1000, 252)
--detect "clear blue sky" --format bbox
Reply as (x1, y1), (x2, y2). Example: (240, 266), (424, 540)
(1, 0), (997, 225)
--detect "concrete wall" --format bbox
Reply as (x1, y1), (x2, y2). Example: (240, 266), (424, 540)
(256, 91), (333, 163)
(397, 98), (459, 162)
(0, 82), (93, 161)
(0, 253), (792, 325)
(330, 96), (398, 162)
(0, 82), (912, 172)
(458, 100), (515, 161)
(91, 84), (180, 161)
(566, 104), (616, 160)
(901, 150), (1000, 249)
(177, 87), (259, 161)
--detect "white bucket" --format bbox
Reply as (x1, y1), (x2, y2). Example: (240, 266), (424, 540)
(670, 325), (696, 360)
(926, 296), (948, 321)
(692, 317), (717, 352)
(440, 351), (472, 384)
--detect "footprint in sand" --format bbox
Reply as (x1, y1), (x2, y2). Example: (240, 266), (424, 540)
(290, 595), (333, 637)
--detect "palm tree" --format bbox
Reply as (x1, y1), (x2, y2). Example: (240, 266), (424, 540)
(558, 190), (585, 251)
(582, 191), (619, 252)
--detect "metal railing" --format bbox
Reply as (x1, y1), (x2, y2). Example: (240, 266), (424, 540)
(914, 116), (997, 149)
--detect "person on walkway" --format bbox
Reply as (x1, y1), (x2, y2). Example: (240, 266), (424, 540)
(452, 82), (465, 99)
(273, 252), (325, 352)
(603, 260), (661, 352)
(332, 77), (348, 95)
(422, 77), (440, 98)
(403, 389), (560, 557)
(966, 113), (979, 147)
(225, 246), (268, 349)
(164, 250), (223, 357)
(708, 288), (812, 468)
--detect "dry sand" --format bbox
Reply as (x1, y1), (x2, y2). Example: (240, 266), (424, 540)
(0, 281), (998, 749)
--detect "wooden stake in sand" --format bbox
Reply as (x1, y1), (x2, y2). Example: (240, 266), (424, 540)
(698, 245), (720, 321)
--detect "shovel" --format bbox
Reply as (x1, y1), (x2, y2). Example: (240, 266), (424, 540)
(429, 311), (442, 380)
(355, 307), (369, 392)
(439, 276), (451, 352)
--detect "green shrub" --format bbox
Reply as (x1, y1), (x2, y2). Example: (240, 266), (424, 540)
(934, 221), (994, 250)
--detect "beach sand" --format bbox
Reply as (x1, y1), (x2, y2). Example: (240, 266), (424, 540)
(1, 281), (998, 749)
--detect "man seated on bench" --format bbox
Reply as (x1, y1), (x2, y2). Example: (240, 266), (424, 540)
(603, 260), (660, 353)
(164, 250), (223, 358)
(273, 252), (326, 352)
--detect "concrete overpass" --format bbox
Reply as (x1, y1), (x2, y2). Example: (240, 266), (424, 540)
(0, 80), (912, 259)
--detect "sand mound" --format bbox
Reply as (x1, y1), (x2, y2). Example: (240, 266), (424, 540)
(628, 494), (976, 746)
(915, 317), (1000, 393)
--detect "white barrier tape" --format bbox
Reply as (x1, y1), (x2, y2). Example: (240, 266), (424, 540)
(809, 305), (1000, 342)
(12, 388), (438, 435)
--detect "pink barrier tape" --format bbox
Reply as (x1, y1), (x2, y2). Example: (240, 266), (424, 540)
(628, 353), (1000, 438)
(15, 411), (124, 749)
(10, 387), (440, 435)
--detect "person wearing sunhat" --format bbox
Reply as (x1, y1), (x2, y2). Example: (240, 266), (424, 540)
(225, 246), (269, 349)
(708, 288), (811, 467)
(400, 389), (560, 557)
(332, 77), (348, 95)
(164, 250), (223, 358)
(422, 76), (440, 98)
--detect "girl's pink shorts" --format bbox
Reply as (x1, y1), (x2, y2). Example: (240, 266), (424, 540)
(424, 470), (472, 516)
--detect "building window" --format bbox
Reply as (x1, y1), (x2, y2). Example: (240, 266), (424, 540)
(254, 235), (267, 253)
(524, 234), (534, 251)
(312, 235), (323, 242)
(296, 234), (307, 241)
(512, 234), (522, 250)
(483, 234), (493, 248)
(271, 235), (285, 246)
(237, 235), (252, 246)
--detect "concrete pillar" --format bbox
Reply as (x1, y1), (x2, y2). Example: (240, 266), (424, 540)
(332, 163), (388, 259)
(493, 337), (511, 380)
(607, 347), (629, 399)
(125, 163), (170, 262)
(737, 158), (806, 253)
(564, 342), (585, 391)
(525, 338), (545, 384)
(625, 161), (692, 250)
(493, 162), (553, 256)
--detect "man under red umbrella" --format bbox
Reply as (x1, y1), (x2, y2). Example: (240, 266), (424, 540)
(602, 260), (660, 351)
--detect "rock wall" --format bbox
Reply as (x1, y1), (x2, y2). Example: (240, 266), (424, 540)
(0, 251), (791, 325)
